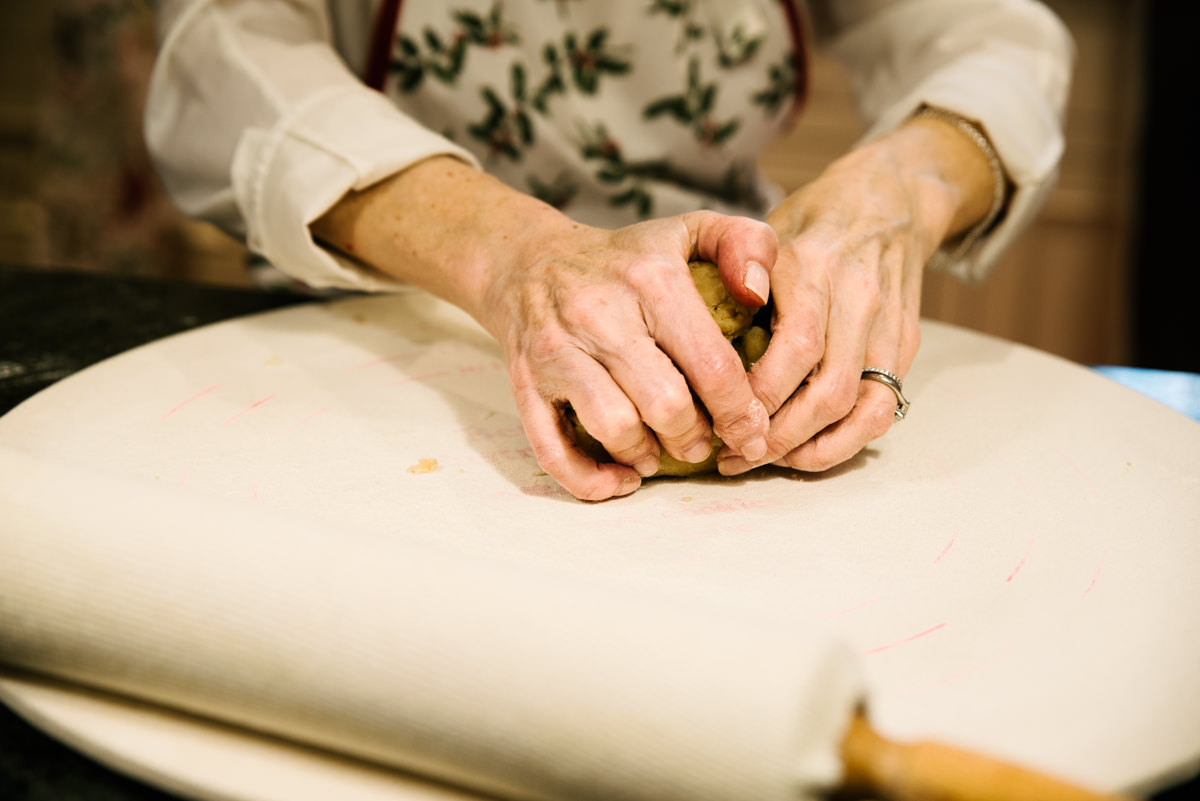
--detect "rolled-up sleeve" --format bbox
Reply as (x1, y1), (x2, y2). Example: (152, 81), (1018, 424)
(145, 0), (480, 291)
(810, 0), (1074, 281)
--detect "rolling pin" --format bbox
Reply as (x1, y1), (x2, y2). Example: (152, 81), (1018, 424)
(838, 712), (1138, 801)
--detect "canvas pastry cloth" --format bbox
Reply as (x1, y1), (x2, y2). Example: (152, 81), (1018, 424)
(1, 290), (1199, 800)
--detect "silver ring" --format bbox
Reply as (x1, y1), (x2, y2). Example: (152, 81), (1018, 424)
(861, 367), (910, 421)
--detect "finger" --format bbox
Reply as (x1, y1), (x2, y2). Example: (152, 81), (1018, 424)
(551, 276), (714, 465)
(602, 338), (716, 465)
(639, 263), (769, 463)
(776, 378), (897, 471)
(683, 210), (778, 308)
(768, 239), (914, 474)
(744, 243), (830, 416)
(566, 354), (664, 477)
(508, 358), (641, 501)
(719, 245), (883, 475)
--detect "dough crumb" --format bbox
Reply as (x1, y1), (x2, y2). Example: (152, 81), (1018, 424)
(407, 458), (438, 474)
(352, 312), (369, 324)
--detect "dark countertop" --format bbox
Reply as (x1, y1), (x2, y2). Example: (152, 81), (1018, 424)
(0, 265), (304, 418)
(0, 265), (1196, 800)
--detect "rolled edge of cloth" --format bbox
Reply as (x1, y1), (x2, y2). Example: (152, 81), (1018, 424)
(0, 446), (864, 801)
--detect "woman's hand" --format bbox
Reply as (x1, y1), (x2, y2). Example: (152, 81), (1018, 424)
(487, 212), (777, 500)
(313, 156), (776, 500)
(717, 115), (1000, 476)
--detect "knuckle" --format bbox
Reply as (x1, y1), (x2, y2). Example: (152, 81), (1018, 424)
(626, 255), (681, 307)
(572, 474), (620, 502)
(558, 284), (609, 329)
(811, 379), (857, 422)
(793, 331), (826, 369)
(695, 349), (745, 390)
(806, 451), (843, 473)
(864, 402), (895, 439)
(787, 234), (837, 267)
(534, 444), (621, 502)
(773, 321), (825, 372)
(585, 405), (642, 445)
(526, 328), (572, 367)
(765, 436), (800, 464)
(778, 447), (810, 471)
(851, 274), (884, 315)
(902, 317), (922, 353)
(640, 382), (696, 432)
(532, 444), (570, 480)
(797, 438), (846, 473)
(756, 384), (794, 418)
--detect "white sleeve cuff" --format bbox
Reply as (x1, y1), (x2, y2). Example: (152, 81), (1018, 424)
(826, 0), (1072, 281)
(854, 50), (1065, 282)
(232, 85), (481, 292)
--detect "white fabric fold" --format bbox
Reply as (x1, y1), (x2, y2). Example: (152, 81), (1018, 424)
(4, 296), (1199, 797)
(0, 447), (861, 801)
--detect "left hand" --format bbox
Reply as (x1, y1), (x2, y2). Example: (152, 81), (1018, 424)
(718, 116), (998, 475)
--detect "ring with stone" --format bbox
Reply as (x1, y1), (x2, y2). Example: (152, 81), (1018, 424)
(861, 367), (910, 421)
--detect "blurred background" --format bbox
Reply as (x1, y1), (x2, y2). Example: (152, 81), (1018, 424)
(0, 0), (1195, 371)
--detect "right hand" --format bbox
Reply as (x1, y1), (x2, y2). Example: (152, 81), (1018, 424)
(313, 157), (776, 501)
(483, 211), (777, 501)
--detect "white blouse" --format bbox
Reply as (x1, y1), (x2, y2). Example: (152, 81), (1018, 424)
(145, 0), (1073, 291)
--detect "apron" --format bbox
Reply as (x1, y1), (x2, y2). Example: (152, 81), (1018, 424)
(363, 0), (808, 227)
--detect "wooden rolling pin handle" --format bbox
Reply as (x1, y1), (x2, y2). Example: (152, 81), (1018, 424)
(838, 712), (1138, 801)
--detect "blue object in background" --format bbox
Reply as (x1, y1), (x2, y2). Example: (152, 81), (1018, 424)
(1091, 366), (1200, 423)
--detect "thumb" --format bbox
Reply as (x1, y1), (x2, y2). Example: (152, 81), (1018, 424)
(682, 211), (778, 309)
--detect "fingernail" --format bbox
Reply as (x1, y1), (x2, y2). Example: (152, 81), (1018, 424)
(741, 435), (768, 462)
(634, 456), (660, 477)
(617, 475), (641, 496)
(683, 439), (713, 464)
(745, 261), (770, 306)
(718, 453), (750, 476)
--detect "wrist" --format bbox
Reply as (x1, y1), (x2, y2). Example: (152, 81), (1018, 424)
(311, 156), (580, 334)
(895, 109), (1007, 238)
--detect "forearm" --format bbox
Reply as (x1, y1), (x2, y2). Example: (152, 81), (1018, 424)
(311, 156), (579, 336)
(147, 0), (481, 292)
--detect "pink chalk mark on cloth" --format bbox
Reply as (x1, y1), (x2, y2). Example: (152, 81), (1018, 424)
(390, 370), (452, 387)
(934, 648), (1014, 687)
(221, 394), (277, 427)
(815, 595), (885, 622)
(291, 407), (330, 428)
(863, 622), (948, 656)
(994, 453), (1028, 492)
(176, 466), (191, 488)
(931, 454), (961, 493)
(1082, 549), (1107, 599)
(161, 383), (226, 420)
(1006, 538), (1034, 583)
(519, 484), (572, 499)
(933, 527), (960, 564)
(1053, 446), (1097, 494)
(347, 353), (417, 371)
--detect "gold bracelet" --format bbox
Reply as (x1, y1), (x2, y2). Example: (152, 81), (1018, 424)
(914, 105), (1009, 271)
